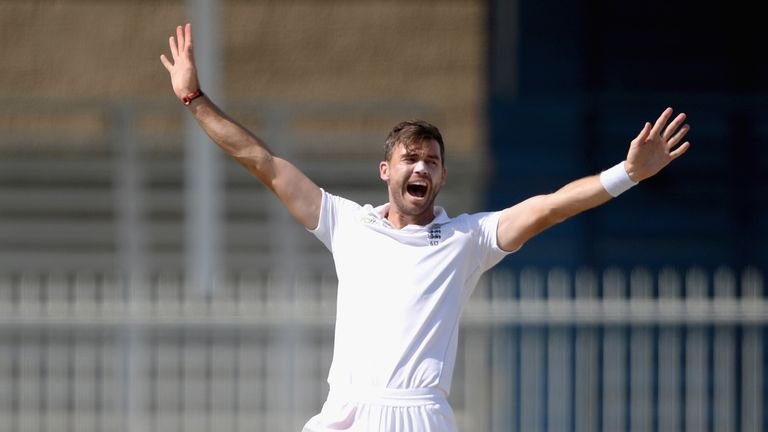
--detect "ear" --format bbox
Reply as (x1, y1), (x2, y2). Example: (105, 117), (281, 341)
(439, 166), (447, 186)
(379, 160), (390, 182)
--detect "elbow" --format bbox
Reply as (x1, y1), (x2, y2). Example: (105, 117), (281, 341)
(233, 149), (272, 165)
(548, 207), (569, 225)
(539, 195), (568, 226)
(233, 152), (274, 173)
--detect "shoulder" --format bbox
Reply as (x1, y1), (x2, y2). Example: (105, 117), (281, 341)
(451, 211), (503, 230)
(320, 189), (363, 214)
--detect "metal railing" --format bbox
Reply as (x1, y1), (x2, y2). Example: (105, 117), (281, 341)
(0, 266), (765, 432)
(0, 98), (490, 275)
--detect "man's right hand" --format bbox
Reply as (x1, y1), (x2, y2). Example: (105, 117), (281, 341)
(160, 23), (201, 101)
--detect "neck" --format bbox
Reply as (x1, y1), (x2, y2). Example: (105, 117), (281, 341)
(385, 206), (436, 229)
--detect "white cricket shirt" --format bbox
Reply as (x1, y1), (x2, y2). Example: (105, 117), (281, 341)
(310, 190), (512, 395)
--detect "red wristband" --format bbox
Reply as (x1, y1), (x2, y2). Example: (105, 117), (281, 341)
(181, 89), (204, 105)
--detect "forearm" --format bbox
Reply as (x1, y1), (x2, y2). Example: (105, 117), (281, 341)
(545, 174), (612, 224)
(186, 96), (276, 181)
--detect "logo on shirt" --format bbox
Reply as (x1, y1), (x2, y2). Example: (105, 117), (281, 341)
(360, 215), (377, 225)
(428, 226), (442, 246)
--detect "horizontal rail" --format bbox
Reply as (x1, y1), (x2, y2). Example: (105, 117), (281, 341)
(2, 298), (768, 328)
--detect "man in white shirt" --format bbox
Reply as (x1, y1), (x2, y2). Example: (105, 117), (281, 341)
(161, 23), (690, 431)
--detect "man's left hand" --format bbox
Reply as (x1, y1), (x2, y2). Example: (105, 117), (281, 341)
(624, 107), (691, 182)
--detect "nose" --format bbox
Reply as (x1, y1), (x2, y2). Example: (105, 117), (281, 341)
(413, 160), (428, 174)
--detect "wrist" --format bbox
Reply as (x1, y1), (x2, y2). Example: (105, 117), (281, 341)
(623, 161), (641, 182)
(600, 161), (638, 197)
(181, 88), (204, 105)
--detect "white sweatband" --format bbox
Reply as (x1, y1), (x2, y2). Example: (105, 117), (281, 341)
(600, 161), (638, 197)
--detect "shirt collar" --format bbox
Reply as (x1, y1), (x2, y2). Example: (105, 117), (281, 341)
(369, 203), (450, 229)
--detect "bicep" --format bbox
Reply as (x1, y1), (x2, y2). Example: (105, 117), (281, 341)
(496, 195), (555, 252)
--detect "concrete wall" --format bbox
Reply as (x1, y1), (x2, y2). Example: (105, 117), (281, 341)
(0, 0), (487, 156)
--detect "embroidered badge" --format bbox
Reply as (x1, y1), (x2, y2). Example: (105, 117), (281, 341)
(428, 226), (442, 246)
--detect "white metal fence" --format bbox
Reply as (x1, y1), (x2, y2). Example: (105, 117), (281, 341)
(0, 266), (765, 432)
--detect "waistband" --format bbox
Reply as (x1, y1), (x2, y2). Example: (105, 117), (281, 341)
(327, 385), (448, 407)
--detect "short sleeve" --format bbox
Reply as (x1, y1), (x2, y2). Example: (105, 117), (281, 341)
(307, 189), (362, 252)
(470, 211), (516, 272)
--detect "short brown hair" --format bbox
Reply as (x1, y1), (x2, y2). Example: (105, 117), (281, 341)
(384, 120), (445, 163)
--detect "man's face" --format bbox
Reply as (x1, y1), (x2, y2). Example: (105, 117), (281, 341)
(379, 139), (447, 219)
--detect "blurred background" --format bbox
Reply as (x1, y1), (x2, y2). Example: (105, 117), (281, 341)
(0, 0), (765, 431)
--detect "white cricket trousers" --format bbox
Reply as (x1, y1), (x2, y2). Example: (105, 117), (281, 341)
(301, 385), (458, 432)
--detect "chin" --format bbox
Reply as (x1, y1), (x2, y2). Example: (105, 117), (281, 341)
(407, 200), (435, 216)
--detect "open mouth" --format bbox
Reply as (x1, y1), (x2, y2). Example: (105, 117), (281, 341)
(406, 183), (428, 198)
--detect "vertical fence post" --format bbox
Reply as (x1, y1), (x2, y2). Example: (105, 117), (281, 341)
(520, 268), (545, 432)
(684, 267), (709, 432)
(547, 268), (572, 432)
(602, 268), (627, 432)
(465, 276), (492, 432)
(0, 273), (13, 430)
(155, 321), (180, 432)
(235, 308), (265, 432)
(44, 328), (70, 432)
(210, 332), (237, 432)
(74, 327), (98, 432)
(17, 274), (43, 432)
(490, 270), (516, 432)
(100, 274), (122, 431)
(574, 268), (599, 432)
(713, 266), (736, 432)
(630, 267), (653, 432)
(112, 103), (148, 432)
(293, 274), (317, 429)
(658, 267), (682, 432)
(318, 271), (338, 405)
(741, 268), (764, 432)
(184, 0), (224, 297)
(265, 272), (293, 431)
(182, 335), (208, 432)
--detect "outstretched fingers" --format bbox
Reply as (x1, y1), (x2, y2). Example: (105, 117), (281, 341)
(160, 54), (173, 71)
(669, 141), (691, 160)
(162, 24), (192, 71)
(663, 112), (687, 140)
(634, 121), (652, 144)
(176, 25), (185, 55)
(650, 107), (673, 137)
(168, 35), (179, 59)
(666, 123), (690, 150)
(184, 23), (193, 52)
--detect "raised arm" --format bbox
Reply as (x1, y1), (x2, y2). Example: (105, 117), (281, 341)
(160, 23), (322, 229)
(496, 107), (691, 252)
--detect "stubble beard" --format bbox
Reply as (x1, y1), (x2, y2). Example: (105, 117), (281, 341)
(390, 183), (441, 218)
